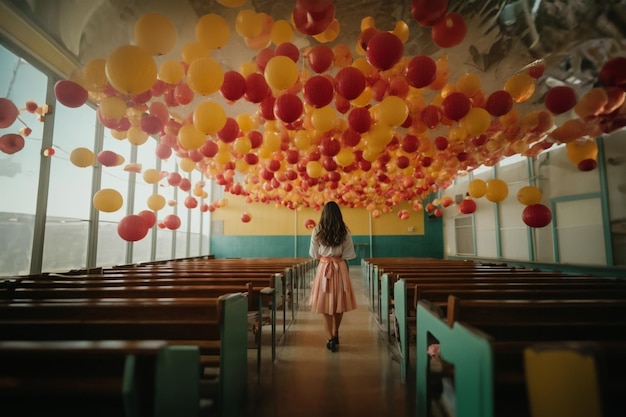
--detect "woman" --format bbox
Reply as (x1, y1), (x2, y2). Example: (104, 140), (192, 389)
(309, 201), (358, 352)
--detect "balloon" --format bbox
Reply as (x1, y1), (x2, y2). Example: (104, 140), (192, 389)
(143, 169), (161, 184)
(193, 101), (227, 135)
(421, 105), (442, 129)
(0, 98), (19, 128)
(522, 204), (552, 228)
(235, 10), (263, 38)
(99, 96), (126, 122)
(275, 93), (303, 124)
(138, 210), (157, 229)
(82, 58), (107, 92)
(566, 139), (598, 165)
(93, 188), (123, 212)
(97, 150), (119, 167)
(134, 13), (176, 56)
(304, 219), (316, 229)
(335, 66), (366, 100)
(187, 57), (224, 95)
(578, 159), (598, 171)
(147, 194), (166, 211)
(303, 75), (334, 108)
(504, 73), (535, 103)
(598, 56), (626, 88)
(127, 126), (149, 146)
(411, 0), (448, 26)
(271, 19), (294, 45)
(306, 160), (323, 178)
(220, 71), (247, 102)
(335, 148), (355, 167)
(105, 45), (157, 95)
(434, 136), (448, 150)
(485, 90), (513, 117)
(307, 44), (334, 73)
(544, 85), (577, 115)
(140, 115), (162, 135)
(348, 107), (372, 133)
(180, 158), (196, 173)
(181, 42), (210, 65)
(275, 42), (300, 62)
(549, 119), (587, 144)
(461, 107), (491, 136)
(313, 18), (340, 43)
(163, 214), (182, 230)
(178, 124), (206, 150)
(184, 196), (198, 209)
(365, 31), (403, 70)
(240, 212), (252, 223)
(217, 117), (240, 143)
(485, 178), (508, 203)
(378, 96), (408, 126)
(311, 106), (336, 132)
(517, 185), (543, 206)
(442, 92), (471, 121)
(70, 147), (95, 167)
(0, 133), (24, 155)
(54, 80), (88, 108)
(155, 143), (172, 160)
(233, 136), (252, 155)
(292, 2), (335, 36)
(458, 198), (477, 214)
(406, 55), (437, 88)
(264, 55), (299, 91)
(467, 179), (487, 198)
(118, 214), (149, 242)
(574, 87), (608, 119)
(195, 14), (230, 50)
(431, 13), (466, 48)
(244, 73), (270, 103)
(158, 59), (185, 85)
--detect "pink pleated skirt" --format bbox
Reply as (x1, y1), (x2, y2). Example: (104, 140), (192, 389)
(309, 257), (358, 314)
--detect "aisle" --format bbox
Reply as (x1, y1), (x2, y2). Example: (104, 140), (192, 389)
(246, 266), (415, 417)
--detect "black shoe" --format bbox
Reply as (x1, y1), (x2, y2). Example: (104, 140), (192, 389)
(332, 336), (339, 345)
(326, 338), (334, 351)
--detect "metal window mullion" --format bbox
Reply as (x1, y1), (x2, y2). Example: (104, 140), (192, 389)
(86, 121), (104, 268)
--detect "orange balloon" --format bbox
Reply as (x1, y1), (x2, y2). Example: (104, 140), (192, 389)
(105, 45), (157, 95)
(503, 73), (535, 103)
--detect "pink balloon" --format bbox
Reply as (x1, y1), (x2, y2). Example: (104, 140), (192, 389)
(179, 178), (192, 192)
(117, 215), (149, 242)
(275, 93), (303, 124)
(141, 115), (163, 135)
(220, 71), (247, 102)
(155, 143), (172, 159)
(335, 67), (366, 100)
(0, 98), (19, 128)
(138, 210), (157, 228)
(149, 101), (170, 124)
(167, 172), (182, 186)
(184, 196), (198, 209)
(54, 80), (88, 108)
(163, 214), (182, 230)
(303, 75), (334, 108)
(174, 83), (194, 105)
(97, 150), (119, 167)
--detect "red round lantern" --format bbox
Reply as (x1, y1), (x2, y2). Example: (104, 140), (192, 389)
(365, 31), (404, 71)
(411, 0), (448, 26)
(485, 90), (513, 117)
(307, 44), (334, 73)
(275, 93), (304, 124)
(459, 198), (477, 214)
(544, 86), (577, 115)
(522, 204), (552, 228)
(406, 55), (437, 88)
(303, 75), (334, 108)
(54, 80), (88, 108)
(442, 92), (471, 121)
(117, 214), (149, 242)
(431, 13), (467, 48)
(335, 67), (366, 101)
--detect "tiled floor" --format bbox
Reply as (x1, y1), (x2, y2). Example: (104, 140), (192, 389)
(246, 266), (416, 417)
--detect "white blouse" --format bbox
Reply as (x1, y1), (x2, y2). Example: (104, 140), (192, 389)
(309, 227), (356, 260)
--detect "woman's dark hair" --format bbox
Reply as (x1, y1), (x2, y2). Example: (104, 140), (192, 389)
(316, 201), (348, 247)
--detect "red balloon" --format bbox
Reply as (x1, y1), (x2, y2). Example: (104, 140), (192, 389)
(163, 214), (182, 230)
(199, 140), (218, 157)
(179, 178), (192, 192)
(138, 210), (157, 228)
(598, 57), (626, 88)
(459, 198), (477, 214)
(544, 86), (577, 115)
(259, 95), (277, 121)
(421, 105), (442, 128)
(167, 172), (182, 186)
(244, 73), (270, 103)
(97, 150), (119, 167)
(485, 90), (513, 117)
(411, 0), (448, 26)
(155, 143), (172, 159)
(335, 67), (366, 100)
(442, 92), (471, 121)
(140, 115), (163, 135)
(320, 136), (341, 157)
(406, 55), (437, 88)
(0, 98), (20, 128)
(117, 215), (149, 242)
(307, 44), (334, 73)
(348, 107), (372, 133)
(184, 196), (198, 209)
(217, 117), (240, 143)
(248, 130), (263, 148)
(342, 128), (361, 146)
(0, 133), (25, 155)
(54, 80), (88, 108)
(522, 204), (552, 228)
(275, 42), (300, 63)
(431, 13), (467, 48)
(434, 136), (448, 150)
(220, 71), (247, 102)
(303, 75), (334, 108)
(401, 134), (419, 153)
(578, 158), (598, 171)
(365, 31), (404, 71)
(255, 47), (275, 72)
(292, 2), (335, 35)
(275, 93), (303, 124)
(174, 83), (194, 105)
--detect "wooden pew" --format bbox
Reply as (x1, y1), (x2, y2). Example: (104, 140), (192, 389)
(0, 340), (199, 417)
(0, 293), (248, 417)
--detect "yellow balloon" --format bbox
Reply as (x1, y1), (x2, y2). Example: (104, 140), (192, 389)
(456, 72), (481, 97)
(270, 19), (293, 45)
(566, 139), (598, 164)
(180, 158), (196, 173)
(467, 179), (487, 198)
(134, 13), (176, 56)
(195, 14), (230, 50)
(504, 73), (535, 103)
(99, 96), (127, 121)
(239, 62), (257, 78)
(236, 113), (255, 133)
(392, 21), (409, 43)
(178, 124), (206, 150)
(294, 130), (312, 150)
(158, 59), (185, 85)
(235, 10), (263, 38)
(143, 168), (161, 184)
(147, 194), (166, 211)
(215, 148), (232, 165)
(187, 57), (224, 95)
(313, 19), (340, 43)
(517, 185), (543, 206)
(194, 101), (227, 135)
(93, 188), (123, 212)
(311, 106), (336, 132)
(264, 56), (299, 91)
(70, 147), (95, 168)
(335, 148), (355, 167)
(127, 126), (149, 145)
(367, 124), (393, 150)
(306, 160), (323, 178)
(181, 42), (211, 65)
(235, 159), (250, 173)
(378, 96), (408, 126)
(485, 178), (509, 203)
(351, 87), (372, 107)
(263, 130), (281, 153)
(82, 58), (107, 92)
(233, 136), (252, 155)
(105, 45), (157, 95)
(461, 107), (491, 136)
(111, 129), (127, 140)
